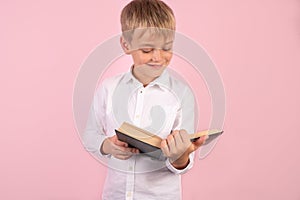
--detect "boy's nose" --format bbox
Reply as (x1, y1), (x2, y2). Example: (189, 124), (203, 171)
(151, 49), (162, 61)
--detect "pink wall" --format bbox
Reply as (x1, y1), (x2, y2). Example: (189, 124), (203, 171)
(1, 0), (300, 199)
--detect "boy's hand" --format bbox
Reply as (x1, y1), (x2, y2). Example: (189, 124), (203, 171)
(161, 130), (207, 169)
(101, 135), (139, 160)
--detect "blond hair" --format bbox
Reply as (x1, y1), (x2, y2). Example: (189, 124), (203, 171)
(120, 0), (176, 33)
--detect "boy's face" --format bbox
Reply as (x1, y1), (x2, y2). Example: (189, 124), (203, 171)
(122, 28), (174, 84)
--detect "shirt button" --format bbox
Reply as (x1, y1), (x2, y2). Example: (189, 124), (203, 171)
(135, 115), (140, 119)
(128, 166), (133, 171)
(127, 192), (132, 197)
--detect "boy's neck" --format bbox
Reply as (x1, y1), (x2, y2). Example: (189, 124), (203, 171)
(132, 66), (157, 87)
(132, 71), (152, 87)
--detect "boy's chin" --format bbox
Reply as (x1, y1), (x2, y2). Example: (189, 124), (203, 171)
(134, 64), (167, 77)
(149, 68), (167, 78)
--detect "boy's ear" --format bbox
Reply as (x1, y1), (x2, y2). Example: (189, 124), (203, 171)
(120, 36), (131, 54)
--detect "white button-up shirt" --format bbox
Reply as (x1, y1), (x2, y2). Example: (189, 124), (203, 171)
(83, 68), (196, 200)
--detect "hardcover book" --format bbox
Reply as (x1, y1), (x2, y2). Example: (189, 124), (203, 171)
(115, 122), (223, 160)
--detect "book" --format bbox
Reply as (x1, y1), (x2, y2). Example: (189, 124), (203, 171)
(115, 122), (223, 160)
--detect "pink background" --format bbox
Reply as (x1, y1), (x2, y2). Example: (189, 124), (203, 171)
(1, 0), (300, 199)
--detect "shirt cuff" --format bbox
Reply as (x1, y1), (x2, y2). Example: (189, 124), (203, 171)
(165, 152), (195, 174)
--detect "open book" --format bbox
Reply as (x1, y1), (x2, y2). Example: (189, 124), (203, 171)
(115, 122), (223, 160)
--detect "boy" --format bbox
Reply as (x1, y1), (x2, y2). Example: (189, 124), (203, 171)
(83, 0), (206, 199)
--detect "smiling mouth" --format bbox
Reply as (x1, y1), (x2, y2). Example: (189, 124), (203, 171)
(147, 64), (164, 68)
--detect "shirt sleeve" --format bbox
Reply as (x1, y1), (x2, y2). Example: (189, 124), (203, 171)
(165, 152), (195, 174)
(166, 85), (196, 174)
(81, 84), (111, 159)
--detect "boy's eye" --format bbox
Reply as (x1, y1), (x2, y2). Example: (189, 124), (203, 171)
(141, 48), (153, 53)
(162, 47), (172, 51)
(162, 44), (173, 51)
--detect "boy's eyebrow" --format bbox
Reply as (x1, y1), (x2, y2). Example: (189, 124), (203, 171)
(139, 40), (174, 47)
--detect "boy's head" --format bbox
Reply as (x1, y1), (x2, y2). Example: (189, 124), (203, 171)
(120, 0), (175, 33)
(120, 0), (176, 86)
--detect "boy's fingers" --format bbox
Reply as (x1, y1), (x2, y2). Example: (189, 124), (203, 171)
(109, 135), (128, 147)
(114, 138), (128, 147)
(170, 130), (179, 135)
(130, 148), (139, 154)
(115, 154), (131, 160)
(115, 148), (132, 156)
(166, 134), (175, 150)
(191, 136), (206, 150)
(179, 130), (190, 143)
(173, 131), (182, 145)
(161, 140), (170, 157)
(115, 145), (132, 153)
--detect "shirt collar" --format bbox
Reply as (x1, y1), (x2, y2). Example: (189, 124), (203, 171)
(122, 65), (136, 83)
(149, 69), (170, 89)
